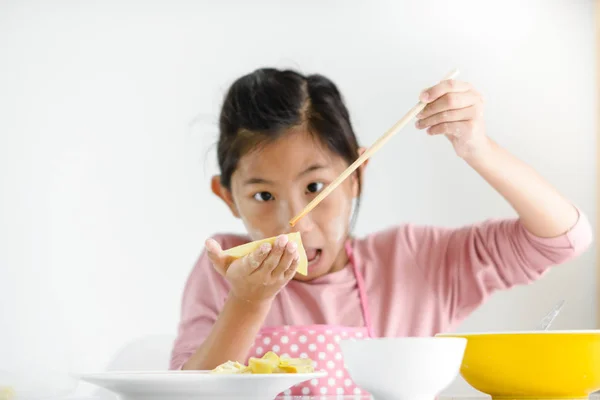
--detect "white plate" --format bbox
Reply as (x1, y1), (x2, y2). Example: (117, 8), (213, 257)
(78, 370), (326, 400)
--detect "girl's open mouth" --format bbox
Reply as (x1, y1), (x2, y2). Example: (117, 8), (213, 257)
(306, 248), (322, 267)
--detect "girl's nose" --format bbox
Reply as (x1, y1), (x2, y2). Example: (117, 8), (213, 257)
(285, 199), (315, 235)
(291, 212), (315, 235)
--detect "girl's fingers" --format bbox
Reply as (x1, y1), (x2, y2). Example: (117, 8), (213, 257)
(205, 238), (228, 275)
(242, 242), (272, 275)
(419, 79), (472, 103)
(426, 120), (476, 137)
(416, 106), (478, 130)
(271, 240), (297, 278)
(283, 256), (299, 280)
(205, 238), (222, 254)
(255, 235), (287, 275)
(418, 90), (480, 119)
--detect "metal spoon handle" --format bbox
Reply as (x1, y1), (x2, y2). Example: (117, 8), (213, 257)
(536, 300), (565, 331)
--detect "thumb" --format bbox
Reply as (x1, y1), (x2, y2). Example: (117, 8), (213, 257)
(205, 238), (232, 275)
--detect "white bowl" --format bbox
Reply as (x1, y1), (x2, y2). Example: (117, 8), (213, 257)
(340, 337), (467, 400)
(79, 370), (326, 400)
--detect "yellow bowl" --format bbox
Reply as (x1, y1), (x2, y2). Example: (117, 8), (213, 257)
(436, 330), (600, 399)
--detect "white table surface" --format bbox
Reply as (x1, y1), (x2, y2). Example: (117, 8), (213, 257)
(59, 391), (600, 399)
(269, 396), (600, 400)
(60, 395), (600, 399)
(71, 396), (592, 400)
(268, 396), (600, 400)
(267, 397), (599, 400)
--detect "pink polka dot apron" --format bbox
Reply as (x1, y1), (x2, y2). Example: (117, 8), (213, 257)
(247, 241), (374, 397)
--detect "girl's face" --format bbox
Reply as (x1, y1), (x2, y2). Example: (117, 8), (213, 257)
(213, 129), (362, 281)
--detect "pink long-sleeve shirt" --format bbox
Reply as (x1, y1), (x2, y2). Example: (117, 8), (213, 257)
(170, 213), (592, 369)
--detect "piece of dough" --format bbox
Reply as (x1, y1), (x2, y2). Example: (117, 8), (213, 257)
(222, 232), (308, 275)
(0, 387), (15, 400)
(211, 351), (315, 374)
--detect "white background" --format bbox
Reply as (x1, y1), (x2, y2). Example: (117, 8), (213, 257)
(0, 0), (596, 396)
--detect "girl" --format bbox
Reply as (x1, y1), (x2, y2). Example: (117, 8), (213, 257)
(170, 68), (592, 396)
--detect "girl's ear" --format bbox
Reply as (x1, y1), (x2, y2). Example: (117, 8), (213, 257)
(352, 147), (368, 198)
(211, 175), (241, 218)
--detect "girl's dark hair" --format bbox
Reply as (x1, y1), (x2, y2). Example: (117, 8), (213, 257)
(217, 68), (362, 226)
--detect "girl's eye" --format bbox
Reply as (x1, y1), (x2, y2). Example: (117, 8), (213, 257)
(253, 192), (274, 202)
(307, 182), (325, 194)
